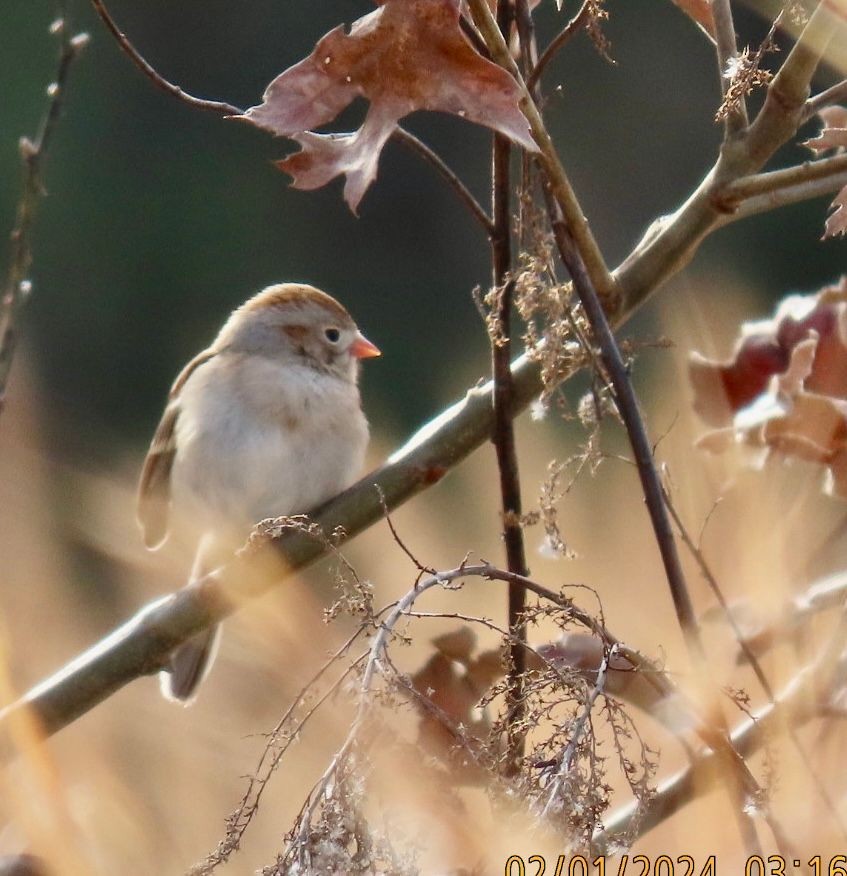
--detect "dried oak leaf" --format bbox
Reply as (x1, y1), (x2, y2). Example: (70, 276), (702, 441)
(240, 0), (537, 212)
(410, 626), (502, 780)
(690, 278), (847, 498)
(805, 107), (847, 238)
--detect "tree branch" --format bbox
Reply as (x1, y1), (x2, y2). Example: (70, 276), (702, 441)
(712, 0), (749, 136)
(549, 216), (763, 853)
(0, 20), (88, 415)
(90, 0), (496, 240)
(467, 0), (618, 309)
(393, 128), (494, 234)
(719, 153), (847, 204)
(89, 0), (241, 116)
(804, 78), (847, 122)
(489, 0), (532, 774)
(526, 0), (592, 91)
(594, 662), (823, 853)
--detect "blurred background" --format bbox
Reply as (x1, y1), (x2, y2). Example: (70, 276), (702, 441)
(1, 0), (847, 873)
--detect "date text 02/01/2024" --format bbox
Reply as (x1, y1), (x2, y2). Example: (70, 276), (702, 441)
(504, 856), (847, 876)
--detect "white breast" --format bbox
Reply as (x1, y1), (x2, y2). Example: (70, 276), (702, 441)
(169, 353), (368, 542)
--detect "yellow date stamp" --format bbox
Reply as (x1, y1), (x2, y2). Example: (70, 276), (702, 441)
(503, 856), (847, 876)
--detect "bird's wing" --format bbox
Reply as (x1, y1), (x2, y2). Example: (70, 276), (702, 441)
(137, 347), (218, 549)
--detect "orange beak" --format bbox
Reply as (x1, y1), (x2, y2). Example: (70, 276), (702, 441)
(349, 332), (381, 359)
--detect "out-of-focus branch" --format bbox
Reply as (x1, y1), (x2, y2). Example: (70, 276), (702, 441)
(804, 78), (847, 121)
(665, 491), (847, 840)
(0, 20), (88, 415)
(594, 663), (823, 852)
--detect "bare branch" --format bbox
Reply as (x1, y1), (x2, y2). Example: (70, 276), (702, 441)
(541, 643), (616, 817)
(8, 0), (846, 755)
(712, 0), (749, 135)
(89, 0), (242, 116)
(725, 170), (847, 221)
(0, 21), (88, 414)
(804, 78), (847, 122)
(616, 0), (841, 312)
(595, 663), (823, 853)
(393, 128), (494, 234)
(467, 0), (618, 308)
(527, 0), (592, 90)
(548, 214), (762, 853)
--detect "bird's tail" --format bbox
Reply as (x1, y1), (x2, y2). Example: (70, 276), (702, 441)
(160, 623), (222, 704)
(160, 533), (225, 704)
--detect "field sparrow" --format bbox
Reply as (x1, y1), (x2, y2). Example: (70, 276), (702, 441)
(137, 283), (380, 702)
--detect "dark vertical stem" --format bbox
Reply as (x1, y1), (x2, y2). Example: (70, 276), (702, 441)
(547, 209), (763, 855)
(491, 0), (530, 773)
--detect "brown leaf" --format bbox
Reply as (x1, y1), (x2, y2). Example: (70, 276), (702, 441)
(823, 183), (847, 238)
(410, 626), (502, 779)
(804, 108), (847, 236)
(240, 0), (537, 211)
(805, 106), (847, 153)
(690, 279), (847, 498)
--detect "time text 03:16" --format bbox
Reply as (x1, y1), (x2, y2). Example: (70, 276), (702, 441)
(504, 856), (847, 876)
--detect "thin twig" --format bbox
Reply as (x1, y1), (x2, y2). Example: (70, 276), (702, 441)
(0, 20), (88, 414)
(803, 78), (847, 123)
(541, 643), (616, 817)
(394, 128), (494, 234)
(89, 0), (241, 116)
(595, 663), (822, 853)
(527, 0), (592, 90)
(718, 153), (847, 204)
(664, 489), (847, 842)
(712, 0), (749, 135)
(467, 0), (618, 309)
(189, 635), (370, 875)
(548, 218), (763, 853)
(376, 484), (435, 575)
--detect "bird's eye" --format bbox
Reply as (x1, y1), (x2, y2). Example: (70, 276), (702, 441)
(324, 328), (341, 343)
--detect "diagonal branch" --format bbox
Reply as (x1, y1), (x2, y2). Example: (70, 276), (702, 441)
(526, 0), (593, 90)
(594, 662), (823, 853)
(549, 216), (763, 853)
